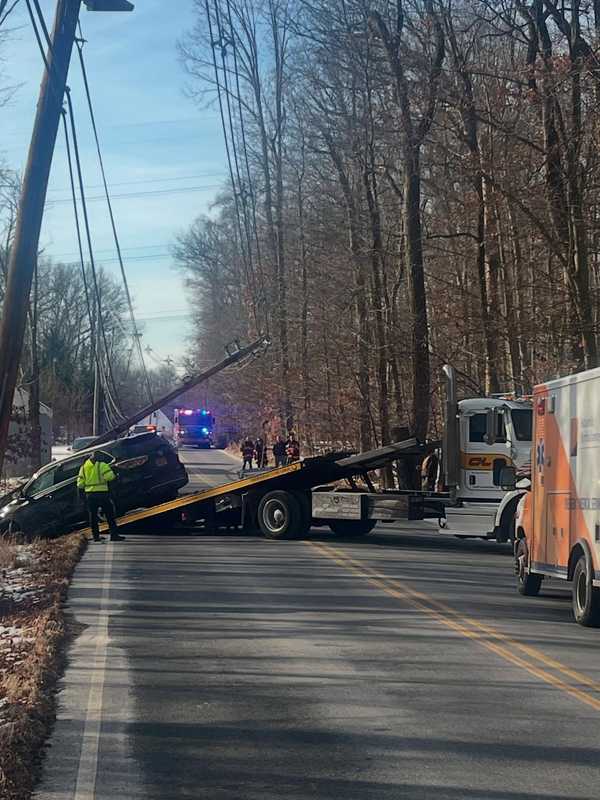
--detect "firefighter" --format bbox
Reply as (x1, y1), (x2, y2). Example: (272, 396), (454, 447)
(286, 434), (300, 464)
(273, 436), (286, 468)
(77, 451), (125, 542)
(241, 437), (255, 470)
(255, 436), (266, 469)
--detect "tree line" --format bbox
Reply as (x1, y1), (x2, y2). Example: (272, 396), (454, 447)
(175, 0), (600, 452)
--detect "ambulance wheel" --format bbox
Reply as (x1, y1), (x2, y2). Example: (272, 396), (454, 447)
(328, 519), (376, 538)
(257, 491), (307, 540)
(515, 539), (542, 596)
(572, 556), (600, 627)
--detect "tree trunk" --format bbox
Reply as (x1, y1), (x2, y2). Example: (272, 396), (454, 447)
(404, 149), (430, 441)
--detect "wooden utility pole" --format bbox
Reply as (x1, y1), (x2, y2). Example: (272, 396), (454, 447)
(0, 0), (134, 472)
(0, 0), (82, 473)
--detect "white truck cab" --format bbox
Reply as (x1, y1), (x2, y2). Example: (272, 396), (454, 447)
(440, 367), (532, 540)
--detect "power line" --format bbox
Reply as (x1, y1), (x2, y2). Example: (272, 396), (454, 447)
(225, 0), (267, 335)
(76, 25), (153, 406)
(45, 183), (223, 207)
(27, 0), (125, 421)
(205, 0), (259, 331)
(46, 171), (226, 194)
(213, 0), (258, 321)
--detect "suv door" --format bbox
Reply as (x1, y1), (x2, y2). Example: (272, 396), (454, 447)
(21, 464), (63, 536)
(51, 454), (89, 531)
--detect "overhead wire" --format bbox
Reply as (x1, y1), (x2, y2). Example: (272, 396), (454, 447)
(76, 23), (153, 406)
(213, 0), (258, 321)
(224, 0), (268, 336)
(64, 90), (125, 420)
(205, 0), (259, 332)
(28, 0), (125, 423)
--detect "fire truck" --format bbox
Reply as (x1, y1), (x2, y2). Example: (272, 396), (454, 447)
(174, 408), (215, 449)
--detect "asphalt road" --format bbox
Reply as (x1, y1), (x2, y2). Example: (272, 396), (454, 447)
(34, 449), (600, 800)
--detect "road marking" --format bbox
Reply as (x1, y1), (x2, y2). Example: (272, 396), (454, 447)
(73, 543), (114, 800)
(309, 541), (600, 713)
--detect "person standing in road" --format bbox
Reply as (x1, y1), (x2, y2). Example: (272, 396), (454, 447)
(77, 451), (125, 542)
(241, 437), (255, 470)
(255, 436), (266, 469)
(272, 436), (286, 468)
(286, 434), (300, 464)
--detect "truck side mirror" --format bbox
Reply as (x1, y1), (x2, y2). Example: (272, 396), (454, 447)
(484, 408), (498, 446)
(497, 465), (517, 490)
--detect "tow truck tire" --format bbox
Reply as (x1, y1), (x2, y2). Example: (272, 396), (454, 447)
(257, 491), (306, 540)
(572, 556), (600, 627)
(328, 519), (376, 538)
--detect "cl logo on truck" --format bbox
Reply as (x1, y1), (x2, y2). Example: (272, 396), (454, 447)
(468, 456), (492, 468)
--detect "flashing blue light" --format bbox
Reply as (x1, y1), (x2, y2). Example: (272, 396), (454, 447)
(201, 409), (208, 415)
(201, 427), (209, 435)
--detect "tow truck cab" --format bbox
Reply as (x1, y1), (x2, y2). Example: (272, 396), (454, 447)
(440, 366), (533, 539)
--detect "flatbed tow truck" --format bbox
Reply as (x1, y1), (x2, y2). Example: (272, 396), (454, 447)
(83, 439), (442, 540)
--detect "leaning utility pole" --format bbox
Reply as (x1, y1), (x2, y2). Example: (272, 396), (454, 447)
(0, 0), (133, 474)
(89, 336), (270, 447)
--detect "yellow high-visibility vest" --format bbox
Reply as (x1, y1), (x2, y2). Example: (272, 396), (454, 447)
(77, 459), (116, 493)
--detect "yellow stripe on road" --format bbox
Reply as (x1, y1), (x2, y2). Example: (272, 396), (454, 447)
(309, 541), (600, 714)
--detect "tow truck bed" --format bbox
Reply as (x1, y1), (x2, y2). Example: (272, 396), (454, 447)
(83, 438), (438, 539)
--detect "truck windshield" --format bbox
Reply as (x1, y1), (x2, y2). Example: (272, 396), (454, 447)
(511, 409), (532, 441)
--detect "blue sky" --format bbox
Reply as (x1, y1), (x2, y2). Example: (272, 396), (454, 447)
(1, 0), (226, 365)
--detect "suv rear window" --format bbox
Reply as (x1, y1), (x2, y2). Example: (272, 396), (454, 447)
(112, 433), (174, 460)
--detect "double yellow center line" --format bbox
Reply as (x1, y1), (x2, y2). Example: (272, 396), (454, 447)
(309, 540), (600, 713)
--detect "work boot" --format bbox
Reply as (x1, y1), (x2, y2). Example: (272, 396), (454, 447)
(110, 534), (126, 542)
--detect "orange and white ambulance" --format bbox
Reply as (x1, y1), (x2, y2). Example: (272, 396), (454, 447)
(512, 366), (600, 626)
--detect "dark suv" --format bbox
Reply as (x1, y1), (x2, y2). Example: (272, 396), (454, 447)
(0, 432), (188, 540)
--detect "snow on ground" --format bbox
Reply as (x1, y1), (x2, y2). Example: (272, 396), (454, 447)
(0, 544), (42, 726)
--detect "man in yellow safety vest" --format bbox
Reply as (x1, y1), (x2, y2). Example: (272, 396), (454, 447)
(77, 451), (125, 542)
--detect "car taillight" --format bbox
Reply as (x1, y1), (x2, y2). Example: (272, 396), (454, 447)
(116, 455), (149, 470)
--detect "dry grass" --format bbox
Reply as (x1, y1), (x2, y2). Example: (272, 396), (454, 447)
(0, 536), (18, 570)
(0, 533), (87, 800)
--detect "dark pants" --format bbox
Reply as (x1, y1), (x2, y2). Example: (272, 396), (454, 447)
(86, 492), (118, 539)
(275, 456), (285, 468)
(242, 457), (253, 470)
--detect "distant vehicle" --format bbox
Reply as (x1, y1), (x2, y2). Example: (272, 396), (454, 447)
(71, 436), (98, 452)
(174, 407), (214, 448)
(130, 410), (174, 441)
(0, 432), (188, 541)
(130, 424), (157, 435)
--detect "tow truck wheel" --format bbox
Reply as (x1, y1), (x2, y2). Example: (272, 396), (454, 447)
(257, 491), (306, 540)
(572, 556), (600, 627)
(328, 519), (376, 538)
(515, 539), (542, 596)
